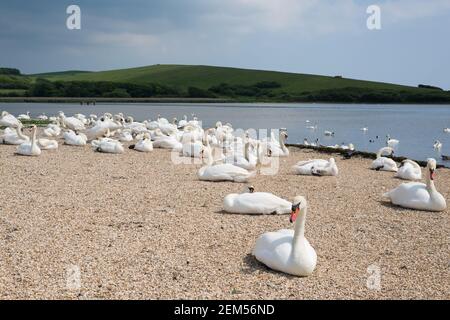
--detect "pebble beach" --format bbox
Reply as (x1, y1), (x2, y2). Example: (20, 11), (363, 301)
(0, 137), (449, 300)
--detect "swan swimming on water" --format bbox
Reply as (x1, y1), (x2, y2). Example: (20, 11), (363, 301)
(253, 196), (317, 277)
(386, 135), (399, 148)
(18, 111), (31, 120)
(383, 158), (446, 212)
(433, 140), (442, 151)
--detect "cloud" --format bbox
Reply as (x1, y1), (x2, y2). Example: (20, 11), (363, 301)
(382, 0), (450, 22)
(89, 32), (159, 48)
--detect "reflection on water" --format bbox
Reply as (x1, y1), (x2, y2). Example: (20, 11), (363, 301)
(2, 102), (450, 164)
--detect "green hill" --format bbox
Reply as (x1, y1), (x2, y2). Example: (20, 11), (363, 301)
(34, 64), (414, 93)
(1, 64), (449, 103)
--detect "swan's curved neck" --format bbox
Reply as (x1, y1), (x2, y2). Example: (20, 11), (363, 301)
(16, 126), (28, 140)
(244, 142), (250, 161)
(279, 133), (287, 151)
(31, 127), (37, 145)
(426, 169), (437, 194)
(292, 206), (307, 252)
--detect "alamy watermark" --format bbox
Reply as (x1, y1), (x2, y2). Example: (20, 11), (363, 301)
(66, 264), (81, 290)
(367, 5), (382, 30)
(66, 5), (81, 30)
(366, 263), (381, 291)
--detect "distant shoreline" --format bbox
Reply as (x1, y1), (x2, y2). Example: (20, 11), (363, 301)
(2, 97), (450, 105)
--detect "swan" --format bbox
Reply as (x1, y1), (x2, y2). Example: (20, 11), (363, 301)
(395, 159), (422, 181)
(198, 146), (255, 183)
(59, 112), (85, 131)
(433, 140), (442, 151)
(118, 129), (134, 142)
(0, 111), (21, 127)
(16, 125), (41, 156)
(262, 131), (289, 157)
(178, 115), (188, 128)
(129, 134), (153, 152)
(0, 124), (30, 145)
(37, 138), (58, 150)
(292, 158), (338, 176)
(43, 123), (61, 137)
(92, 138), (124, 154)
(63, 130), (87, 146)
(223, 190), (292, 215)
(153, 129), (182, 151)
(225, 141), (258, 170)
(18, 111), (31, 120)
(371, 147), (398, 172)
(361, 127), (368, 132)
(383, 158), (446, 212)
(253, 196), (317, 277)
(444, 128), (450, 133)
(386, 135), (399, 148)
(37, 113), (48, 120)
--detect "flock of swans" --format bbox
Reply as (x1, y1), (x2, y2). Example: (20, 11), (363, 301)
(0, 110), (448, 277)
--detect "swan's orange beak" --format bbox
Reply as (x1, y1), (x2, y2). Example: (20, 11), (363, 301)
(430, 169), (435, 180)
(290, 206), (299, 223)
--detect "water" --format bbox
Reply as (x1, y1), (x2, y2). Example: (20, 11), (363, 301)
(2, 102), (450, 164)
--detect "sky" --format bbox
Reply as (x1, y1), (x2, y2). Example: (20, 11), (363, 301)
(1, 0), (450, 88)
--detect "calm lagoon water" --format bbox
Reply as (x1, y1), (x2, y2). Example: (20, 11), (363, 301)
(2, 102), (450, 164)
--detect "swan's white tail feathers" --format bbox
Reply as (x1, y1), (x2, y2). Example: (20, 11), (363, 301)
(234, 171), (256, 183)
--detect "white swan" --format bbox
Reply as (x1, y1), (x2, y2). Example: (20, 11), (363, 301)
(129, 134), (153, 152)
(0, 124), (30, 145)
(433, 140), (442, 151)
(59, 112), (85, 131)
(198, 146), (255, 183)
(292, 158), (338, 176)
(225, 141), (258, 170)
(63, 130), (87, 146)
(118, 129), (134, 142)
(383, 158), (446, 212)
(262, 131), (289, 157)
(43, 123), (61, 137)
(371, 147), (398, 172)
(253, 196), (317, 277)
(16, 125), (41, 156)
(395, 159), (422, 181)
(444, 128), (450, 133)
(223, 190), (292, 215)
(37, 138), (58, 150)
(0, 111), (21, 127)
(153, 129), (182, 151)
(386, 135), (399, 148)
(18, 111), (31, 120)
(92, 138), (124, 154)
(37, 113), (48, 120)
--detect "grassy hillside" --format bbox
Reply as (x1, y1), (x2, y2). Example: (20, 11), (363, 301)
(0, 64), (448, 103)
(35, 64), (417, 94)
